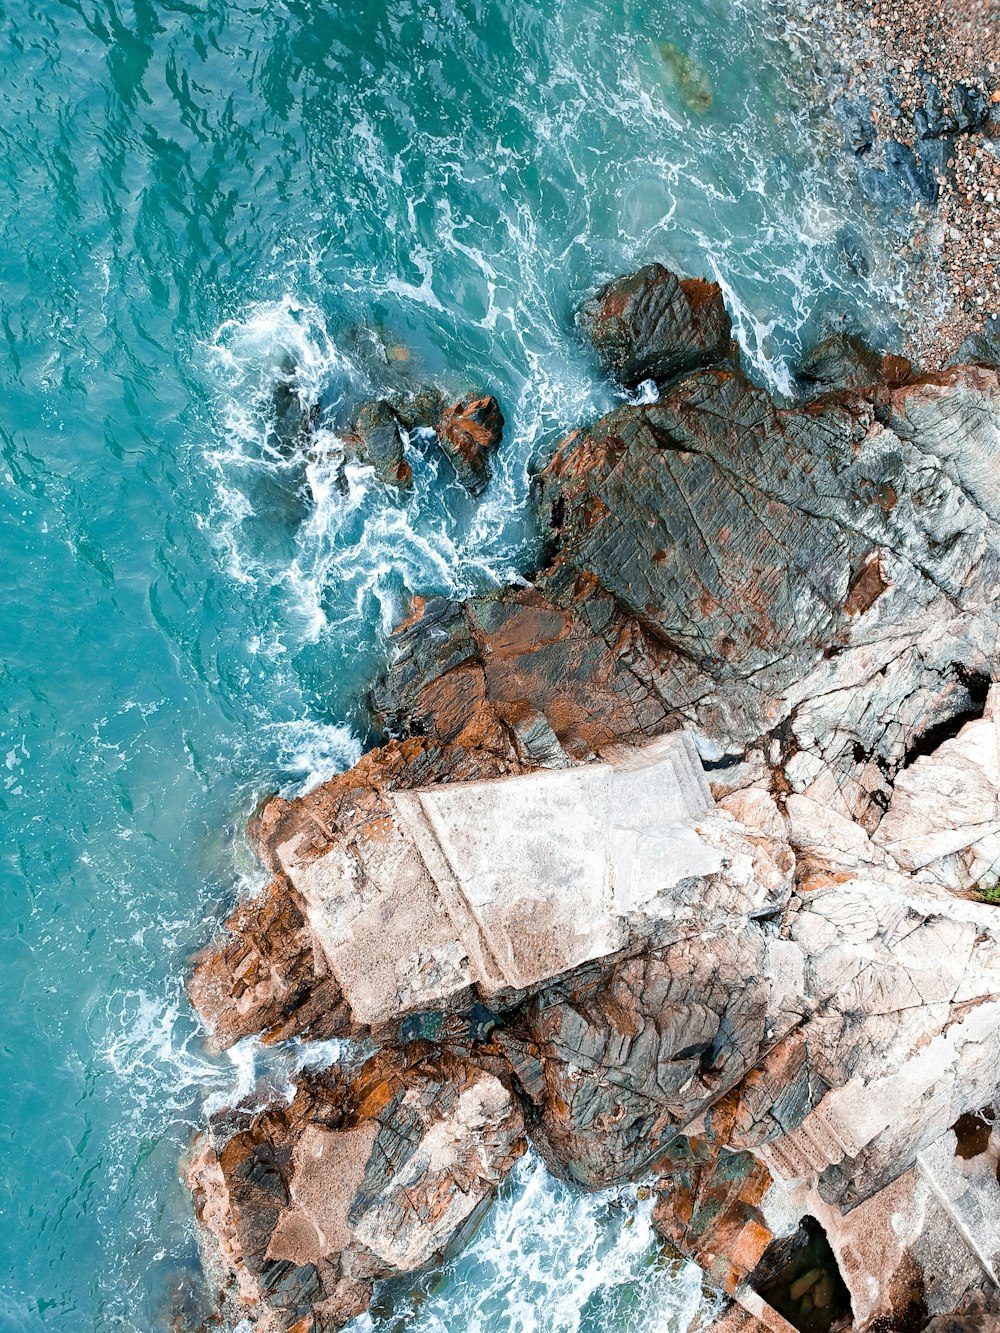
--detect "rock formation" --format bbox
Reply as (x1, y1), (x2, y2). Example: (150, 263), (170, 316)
(186, 262), (1000, 1333)
(344, 391), (504, 494)
(580, 262), (734, 387)
(434, 394), (504, 494)
(188, 1046), (524, 1332)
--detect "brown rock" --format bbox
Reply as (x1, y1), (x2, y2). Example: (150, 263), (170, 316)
(189, 877), (352, 1053)
(650, 1140), (774, 1295)
(497, 926), (799, 1188)
(434, 394), (504, 494)
(579, 262), (734, 387)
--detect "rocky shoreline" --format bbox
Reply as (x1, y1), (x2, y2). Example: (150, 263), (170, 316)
(185, 265), (1000, 1333)
(797, 0), (1000, 366)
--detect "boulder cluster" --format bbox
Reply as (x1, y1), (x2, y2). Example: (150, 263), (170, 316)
(186, 264), (1000, 1333)
(799, 0), (1000, 367)
(344, 387), (504, 495)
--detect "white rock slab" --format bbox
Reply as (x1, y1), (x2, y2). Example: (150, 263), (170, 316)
(276, 731), (719, 1024)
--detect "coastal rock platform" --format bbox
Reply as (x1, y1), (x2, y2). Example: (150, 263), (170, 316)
(186, 264), (1000, 1333)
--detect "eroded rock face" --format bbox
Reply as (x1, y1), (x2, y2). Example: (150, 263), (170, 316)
(187, 267), (1000, 1333)
(188, 1046), (525, 1333)
(380, 364), (1000, 798)
(650, 1141), (774, 1297)
(794, 332), (914, 393)
(498, 923), (800, 1189)
(189, 876), (353, 1054)
(874, 685), (1000, 889)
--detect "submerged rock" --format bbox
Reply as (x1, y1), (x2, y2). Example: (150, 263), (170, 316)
(186, 267), (1000, 1333)
(392, 385), (446, 433)
(270, 373), (319, 454)
(657, 42), (713, 115)
(579, 262), (733, 388)
(335, 389), (502, 495)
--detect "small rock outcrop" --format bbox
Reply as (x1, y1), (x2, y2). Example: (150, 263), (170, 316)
(350, 399), (412, 488)
(343, 390), (503, 495)
(433, 393), (504, 494)
(794, 332), (913, 393)
(185, 265), (1000, 1333)
(579, 261), (733, 387)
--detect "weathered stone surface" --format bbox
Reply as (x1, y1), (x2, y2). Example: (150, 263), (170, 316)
(747, 883), (1000, 1212)
(499, 922), (800, 1188)
(795, 332), (913, 392)
(187, 271), (1000, 1333)
(193, 735), (528, 1049)
(189, 876), (352, 1053)
(205, 732), (795, 1040)
(382, 362), (1000, 798)
(918, 1123), (1000, 1290)
(874, 685), (1000, 890)
(651, 1142), (775, 1296)
(434, 394), (503, 494)
(579, 262), (733, 387)
(188, 1045), (525, 1333)
(372, 586), (676, 758)
(534, 367), (999, 694)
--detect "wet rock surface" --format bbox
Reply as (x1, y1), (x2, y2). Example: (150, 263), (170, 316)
(350, 400), (412, 488)
(579, 262), (734, 388)
(342, 389), (504, 495)
(187, 267), (1000, 1332)
(434, 393), (504, 494)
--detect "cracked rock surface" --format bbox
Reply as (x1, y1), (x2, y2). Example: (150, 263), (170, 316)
(186, 263), (1000, 1333)
(187, 1046), (525, 1333)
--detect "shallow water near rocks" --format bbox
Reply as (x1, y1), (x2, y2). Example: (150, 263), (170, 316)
(0, 1), (923, 1329)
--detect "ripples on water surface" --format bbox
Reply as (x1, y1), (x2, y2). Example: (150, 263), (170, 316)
(1, 1), (915, 1328)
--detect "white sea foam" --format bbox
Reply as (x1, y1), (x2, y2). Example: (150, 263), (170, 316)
(102, 988), (361, 1133)
(267, 716), (363, 796)
(349, 1152), (717, 1333)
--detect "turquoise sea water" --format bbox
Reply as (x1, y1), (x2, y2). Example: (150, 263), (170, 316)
(0, 2), (919, 1329)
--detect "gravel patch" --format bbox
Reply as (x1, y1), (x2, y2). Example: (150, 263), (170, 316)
(795, 0), (1000, 366)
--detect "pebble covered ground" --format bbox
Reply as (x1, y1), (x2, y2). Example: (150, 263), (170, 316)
(796, 0), (999, 366)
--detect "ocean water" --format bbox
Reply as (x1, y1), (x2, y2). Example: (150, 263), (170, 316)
(0, 1), (920, 1329)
